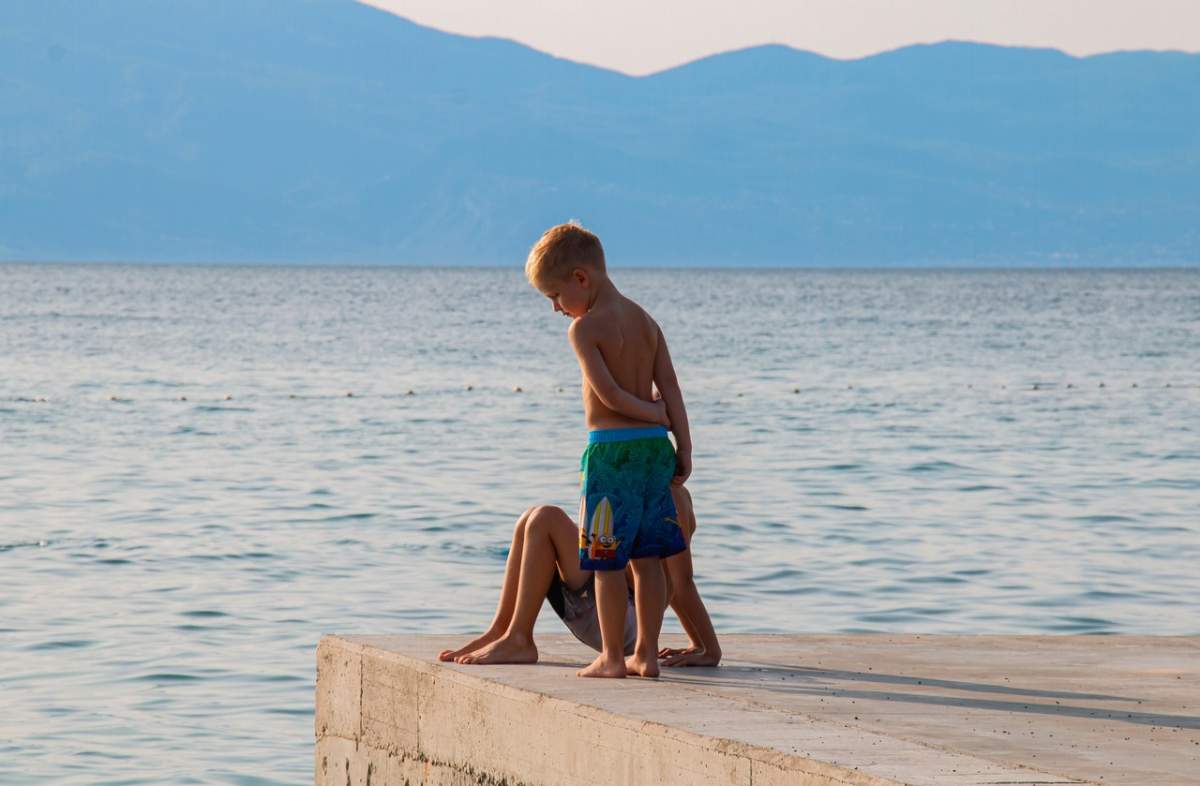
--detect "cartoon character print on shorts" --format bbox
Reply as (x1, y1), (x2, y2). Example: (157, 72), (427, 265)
(577, 436), (685, 571)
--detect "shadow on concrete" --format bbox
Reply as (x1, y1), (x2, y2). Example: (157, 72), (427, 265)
(661, 663), (1200, 730)
(531, 659), (588, 669)
(730, 663), (1137, 701)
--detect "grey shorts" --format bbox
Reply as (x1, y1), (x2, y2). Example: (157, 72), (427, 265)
(546, 573), (637, 656)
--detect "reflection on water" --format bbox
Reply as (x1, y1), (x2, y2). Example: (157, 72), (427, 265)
(1, 264), (1198, 784)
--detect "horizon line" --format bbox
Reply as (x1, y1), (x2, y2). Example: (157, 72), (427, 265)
(6, 260), (1198, 271)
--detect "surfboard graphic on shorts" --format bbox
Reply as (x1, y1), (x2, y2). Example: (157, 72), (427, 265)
(587, 496), (620, 561)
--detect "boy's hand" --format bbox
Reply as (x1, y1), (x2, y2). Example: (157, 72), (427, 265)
(653, 398), (670, 428)
(660, 646), (721, 668)
(672, 449), (691, 485)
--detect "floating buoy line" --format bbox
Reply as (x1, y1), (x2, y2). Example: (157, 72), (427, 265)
(9, 381), (1197, 406)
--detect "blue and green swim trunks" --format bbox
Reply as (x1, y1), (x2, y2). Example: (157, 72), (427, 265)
(578, 426), (687, 571)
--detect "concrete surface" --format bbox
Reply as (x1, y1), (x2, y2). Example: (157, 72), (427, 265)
(315, 634), (1200, 786)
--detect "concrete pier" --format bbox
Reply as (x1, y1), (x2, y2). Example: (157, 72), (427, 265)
(316, 634), (1199, 786)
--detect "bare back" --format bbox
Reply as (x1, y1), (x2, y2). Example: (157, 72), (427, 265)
(575, 294), (660, 430)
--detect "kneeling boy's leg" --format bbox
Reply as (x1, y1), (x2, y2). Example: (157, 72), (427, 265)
(441, 506), (536, 662)
(538, 504), (592, 591)
(459, 505), (585, 665)
(505, 505), (577, 637)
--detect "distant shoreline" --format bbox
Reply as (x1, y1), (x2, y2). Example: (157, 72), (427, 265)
(3, 259), (1199, 271)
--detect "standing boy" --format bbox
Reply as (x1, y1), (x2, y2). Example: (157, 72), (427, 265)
(525, 222), (692, 678)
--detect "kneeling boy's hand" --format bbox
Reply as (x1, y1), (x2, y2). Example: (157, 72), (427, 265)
(653, 398), (671, 428)
(661, 647), (721, 668)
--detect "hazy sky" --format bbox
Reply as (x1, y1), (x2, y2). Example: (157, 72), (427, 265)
(361, 0), (1199, 75)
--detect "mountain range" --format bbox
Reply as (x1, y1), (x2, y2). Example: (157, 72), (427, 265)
(3, 0), (1198, 265)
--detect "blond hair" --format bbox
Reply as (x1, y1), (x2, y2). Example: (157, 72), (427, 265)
(524, 221), (606, 283)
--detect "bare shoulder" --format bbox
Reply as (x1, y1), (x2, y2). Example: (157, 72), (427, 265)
(571, 307), (624, 343)
(567, 313), (599, 343)
(622, 296), (662, 338)
(622, 294), (655, 321)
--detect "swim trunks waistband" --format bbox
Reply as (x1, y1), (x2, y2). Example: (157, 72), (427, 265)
(587, 426), (669, 444)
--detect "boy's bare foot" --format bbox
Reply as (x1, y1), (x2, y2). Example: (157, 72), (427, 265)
(625, 652), (660, 678)
(455, 633), (538, 665)
(577, 653), (627, 678)
(438, 628), (503, 662)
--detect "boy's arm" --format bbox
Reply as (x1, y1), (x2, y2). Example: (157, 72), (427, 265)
(662, 548), (705, 649)
(652, 325), (691, 484)
(568, 319), (668, 426)
(664, 573), (721, 666)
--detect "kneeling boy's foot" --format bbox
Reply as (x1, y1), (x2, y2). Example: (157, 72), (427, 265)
(455, 634), (538, 665)
(625, 652), (660, 678)
(577, 653), (627, 678)
(438, 629), (503, 662)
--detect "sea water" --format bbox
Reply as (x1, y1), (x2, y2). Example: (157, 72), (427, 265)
(2, 264), (1198, 784)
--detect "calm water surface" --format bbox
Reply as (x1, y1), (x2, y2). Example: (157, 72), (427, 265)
(2, 265), (1198, 785)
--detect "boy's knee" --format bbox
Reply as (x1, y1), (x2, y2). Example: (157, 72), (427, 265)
(525, 505), (562, 536)
(516, 507), (539, 535)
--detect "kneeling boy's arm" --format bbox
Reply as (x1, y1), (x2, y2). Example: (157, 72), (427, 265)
(665, 550), (721, 661)
(568, 320), (663, 424)
(665, 491), (720, 659)
(669, 575), (721, 661)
